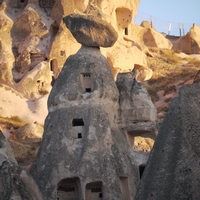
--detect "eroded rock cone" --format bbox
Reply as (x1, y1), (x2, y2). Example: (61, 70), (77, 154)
(63, 14), (118, 47)
(30, 14), (141, 199)
(31, 44), (140, 200)
(135, 82), (200, 200)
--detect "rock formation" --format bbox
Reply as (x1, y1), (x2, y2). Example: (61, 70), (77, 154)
(0, 0), (152, 126)
(135, 82), (200, 200)
(116, 71), (157, 152)
(129, 22), (172, 49)
(173, 24), (200, 54)
(30, 13), (157, 200)
(0, 129), (43, 200)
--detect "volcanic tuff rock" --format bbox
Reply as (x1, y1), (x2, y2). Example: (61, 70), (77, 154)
(63, 14), (118, 47)
(135, 82), (200, 200)
(31, 45), (140, 199)
(116, 71), (157, 125)
(0, 130), (42, 200)
(173, 24), (200, 54)
(116, 71), (157, 153)
(130, 22), (172, 49)
(29, 12), (150, 199)
(0, 0), (152, 127)
(14, 122), (43, 142)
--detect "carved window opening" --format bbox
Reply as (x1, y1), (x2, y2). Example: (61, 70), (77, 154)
(72, 119), (84, 126)
(50, 59), (60, 86)
(139, 164), (145, 179)
(80, 73), (93, 93)
(57, 177), (80, 200)
(125, 27), (128, 35)
(126, 131), (155, 152)
(60, 50), (66, 56)
(20, 0), (25, 3)
(85, 181), (103, 200)
(72, 119), (85, 139)
(119, 177), (131, 200)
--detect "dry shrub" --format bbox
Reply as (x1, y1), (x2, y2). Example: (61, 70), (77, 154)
(160, 49), (181, 63)
(186, 57), (200, 65)
(146, 55), (200, 103)
(173, 49), (182, 54)
(0, 115), (28, 128)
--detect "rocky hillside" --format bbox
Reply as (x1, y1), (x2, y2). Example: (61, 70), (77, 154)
(0, 0), (200, 167)
(144, 48), (200, 122)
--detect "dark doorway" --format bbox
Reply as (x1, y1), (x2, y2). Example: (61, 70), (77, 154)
(57, 177), (80, 200)
(139, 165), (146, 179)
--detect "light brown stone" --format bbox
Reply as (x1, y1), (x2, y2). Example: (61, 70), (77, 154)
(173, 24), (200, 54)
(130, 22), (172, 49)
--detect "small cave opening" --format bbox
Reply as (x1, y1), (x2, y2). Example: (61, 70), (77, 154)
(57, 177), (80, 200)
(72, 119), (85, 139)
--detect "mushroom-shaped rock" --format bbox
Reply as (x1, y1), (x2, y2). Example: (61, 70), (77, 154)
(63, 14), (118, 47)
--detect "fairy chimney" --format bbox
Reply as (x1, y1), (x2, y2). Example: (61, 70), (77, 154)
(31, 14), (141, 200)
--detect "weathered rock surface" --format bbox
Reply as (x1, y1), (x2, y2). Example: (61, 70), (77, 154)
(173, 24), (200, 54)
(140, 20), (154, 29)
(47, 46), (119, 125)
(131, 23), (172, 49)
(14, 122), (43, 142)
(63, 14), (118, 47)
(0, 7), (14, 84)
(135, 82), (200, 200)
(116, 71), (157, 153)
(116, 71), (157, 125)
(31, 45), (140, 200)
(0, 129), (43, 200)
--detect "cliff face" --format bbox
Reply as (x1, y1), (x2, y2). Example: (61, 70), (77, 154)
(135, 82), (200, 200)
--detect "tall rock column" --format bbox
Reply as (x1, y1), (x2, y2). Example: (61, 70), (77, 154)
(31, 14), (140, 200)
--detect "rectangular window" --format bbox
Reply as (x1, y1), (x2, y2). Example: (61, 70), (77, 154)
(80, 73), (93, 93)
(72, 119), (84, 126)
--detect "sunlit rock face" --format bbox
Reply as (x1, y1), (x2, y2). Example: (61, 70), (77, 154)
(173, 24), (200, 54)
(0, 0), (149, 113)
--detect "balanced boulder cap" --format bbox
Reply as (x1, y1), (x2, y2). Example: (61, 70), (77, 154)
(63, 14), (118, 47)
